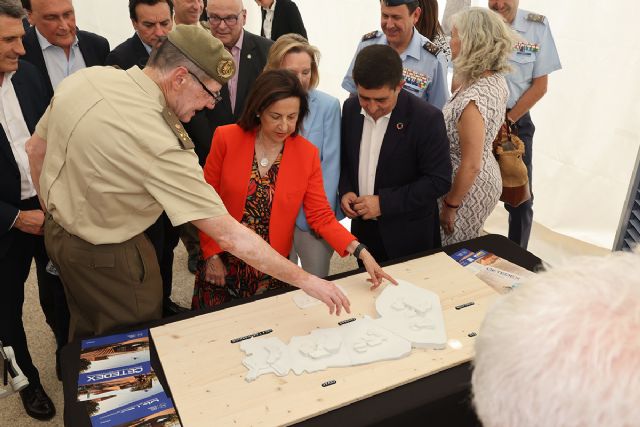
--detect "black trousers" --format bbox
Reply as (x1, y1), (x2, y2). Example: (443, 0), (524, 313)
(505, 112), (535, 249)
(144, 212), (180, 305)
(0, 198), (69, 386)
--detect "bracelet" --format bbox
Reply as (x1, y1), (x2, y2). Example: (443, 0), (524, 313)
(443, 198), (460, 209)
(352, 243), (368, 259)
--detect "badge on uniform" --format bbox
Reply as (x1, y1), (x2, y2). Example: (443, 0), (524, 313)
(526, 13), (546, 24)
(402, 68), (431, 95)
(514, 41), (540, 55)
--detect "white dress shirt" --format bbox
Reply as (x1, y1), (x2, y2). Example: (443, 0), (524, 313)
(262, 0), (277, 39)
(36, 27), (86, 90)
(0, 71), (37, 201)
(358, 108), (391, 197)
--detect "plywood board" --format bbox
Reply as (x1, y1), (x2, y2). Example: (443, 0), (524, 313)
(151, 252), (498, 426)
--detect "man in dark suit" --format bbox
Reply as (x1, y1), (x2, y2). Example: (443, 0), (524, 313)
(197, 0), (272, 162)
(106, 0), (174, 70)
(0, 1), (57, 420)
(21, 0), (109, 101)
(339, 45), (452, 262)
(255, 0), (307, 41)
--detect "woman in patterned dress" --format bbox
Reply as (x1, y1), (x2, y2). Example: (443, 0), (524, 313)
(192, 70), (395, 309)
(439, 8), (516, 245)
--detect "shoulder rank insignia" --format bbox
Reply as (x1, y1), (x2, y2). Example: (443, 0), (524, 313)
(526, 13), (546, 24)
(162, 107), (194, 150)
(361, 30), (379, 41)
(422, 41), (441, 57)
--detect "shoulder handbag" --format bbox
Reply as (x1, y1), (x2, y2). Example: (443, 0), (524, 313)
(492, 115), (531, 207)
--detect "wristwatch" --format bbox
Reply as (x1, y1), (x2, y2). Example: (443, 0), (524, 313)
(353, 243), (368, 259)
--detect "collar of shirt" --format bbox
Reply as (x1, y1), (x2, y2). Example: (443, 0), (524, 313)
(231, 29), (244, 54)
(0, 70), (16, 86)
(360, 107), (392, 123)
(263, 0), (277, 12)
(35, 26), (79, 51)
(126, 66), (166, 107)
(512, 9), (528, 33)
(136, 32), (153, 54)
(381, 28), (422, 61)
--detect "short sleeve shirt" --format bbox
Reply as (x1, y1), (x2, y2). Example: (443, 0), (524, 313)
(36, 66), (227, 244)
(342, 29), (450, 110)
(506, 9), (562, 108)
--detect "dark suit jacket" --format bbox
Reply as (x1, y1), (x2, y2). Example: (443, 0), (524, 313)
(105, 33), (149, 70)
(339, 90), (452, 259)
(260, 0), (307, 41)
(184, 30), (273, 165)
(21, 26), (110, 101)
(0, 61), (50, 256)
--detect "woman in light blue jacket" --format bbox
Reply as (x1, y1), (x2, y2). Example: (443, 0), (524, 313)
(265, 34), (342, 277)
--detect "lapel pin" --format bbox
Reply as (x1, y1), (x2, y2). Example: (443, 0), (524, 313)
(396, 122), (404, 130)
(247, 54), (252, 59)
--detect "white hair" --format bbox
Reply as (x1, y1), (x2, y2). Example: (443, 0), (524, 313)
(472, 250), (640, 427)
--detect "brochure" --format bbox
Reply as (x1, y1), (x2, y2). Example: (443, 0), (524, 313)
(78, 361), (156, 402)
(450, 249), (535, 293)
(79, 329), (150, 375)
(88, 391), (181, 427)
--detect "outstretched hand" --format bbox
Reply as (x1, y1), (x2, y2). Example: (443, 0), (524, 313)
(359, 249), (398, 290)
(302, 277), (351, 316)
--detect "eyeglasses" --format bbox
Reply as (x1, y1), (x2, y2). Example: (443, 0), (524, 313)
(187, 71), (222, 104)
(208, 11), (243, 26)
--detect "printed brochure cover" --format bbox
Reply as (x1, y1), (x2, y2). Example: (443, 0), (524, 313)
(451, 249), (535, 293)
(79, 329), (150, 374)
(89, 391), (181, 427)
(78, 361), (156, 402)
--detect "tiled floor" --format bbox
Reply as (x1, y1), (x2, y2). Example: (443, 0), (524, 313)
(0, 207), (609, 426)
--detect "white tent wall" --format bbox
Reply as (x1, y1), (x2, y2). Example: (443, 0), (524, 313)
(73, 0), (639, 250)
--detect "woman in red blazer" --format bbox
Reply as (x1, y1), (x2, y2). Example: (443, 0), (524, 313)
(193, 70), (394, 308)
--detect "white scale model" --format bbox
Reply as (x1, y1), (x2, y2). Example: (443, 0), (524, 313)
(240, 280), (447, 382)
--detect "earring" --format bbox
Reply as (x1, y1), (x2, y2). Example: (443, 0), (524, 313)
(256, 114), (260, 118)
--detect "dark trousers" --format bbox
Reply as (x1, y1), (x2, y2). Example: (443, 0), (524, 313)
(351, 218), (389, 263)
(144, 212), (181, 305)
(0, 199), (68, 386)
(45, 215), (162, 341)
(505, 112), (535, 249)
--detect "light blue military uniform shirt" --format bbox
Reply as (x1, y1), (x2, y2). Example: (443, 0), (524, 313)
(506, 9), (562, 109)
(342, 29), (450, 109)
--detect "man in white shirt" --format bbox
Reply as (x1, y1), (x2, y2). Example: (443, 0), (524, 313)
(339, 44), (451, 262)
(21, 0), (109, 99)
(0, 0), (57, 420)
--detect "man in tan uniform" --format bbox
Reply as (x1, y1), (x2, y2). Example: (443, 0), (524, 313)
(27, 25), (389, 340)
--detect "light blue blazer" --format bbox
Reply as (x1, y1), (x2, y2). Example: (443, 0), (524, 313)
(296, 89), (343, 232)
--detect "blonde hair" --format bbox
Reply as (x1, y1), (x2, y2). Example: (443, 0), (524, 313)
(452, 7), (515, 85)
(264, 33), (320, 89)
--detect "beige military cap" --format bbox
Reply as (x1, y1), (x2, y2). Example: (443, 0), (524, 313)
(167, 24), (235, 84)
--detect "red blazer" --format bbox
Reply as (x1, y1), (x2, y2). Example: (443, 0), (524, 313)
(200, 124), (355, 259)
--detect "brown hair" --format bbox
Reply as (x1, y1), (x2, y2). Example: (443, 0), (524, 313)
(264, 33), (320, 89)
(415, 0), (443, 41)
(237, 69), (309, 135)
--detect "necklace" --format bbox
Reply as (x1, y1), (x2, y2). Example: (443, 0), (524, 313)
(256, 131), (283, 169)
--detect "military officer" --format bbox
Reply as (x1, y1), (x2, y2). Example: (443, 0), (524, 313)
(26, 25), (358, 340)
(489, 0), (561, 249)
(342, 0), (449, 109)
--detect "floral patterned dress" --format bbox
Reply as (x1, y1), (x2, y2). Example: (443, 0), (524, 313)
(192, 151), (285, 308)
